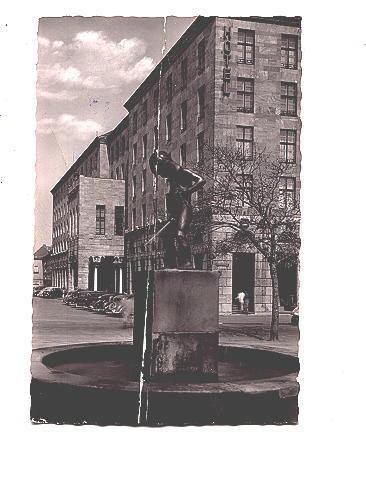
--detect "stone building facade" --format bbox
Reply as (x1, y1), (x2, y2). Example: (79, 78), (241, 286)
(33, 244), (52, 287)
(49, 15), (301, 313)
(122, 16), (301, 313)
(50, 124), (126, 292)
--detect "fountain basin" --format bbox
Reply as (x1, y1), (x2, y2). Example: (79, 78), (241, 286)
(31, 342), (299, 426)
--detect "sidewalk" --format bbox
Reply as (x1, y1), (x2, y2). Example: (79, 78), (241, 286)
(219, 313), (299, 357)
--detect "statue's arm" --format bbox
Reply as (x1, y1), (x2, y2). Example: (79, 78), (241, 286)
(180, 169), (206, 194)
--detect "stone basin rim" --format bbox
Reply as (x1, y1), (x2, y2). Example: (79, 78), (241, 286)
(31, 342), (299, 397)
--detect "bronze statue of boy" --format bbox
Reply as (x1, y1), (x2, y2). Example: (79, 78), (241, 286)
(149, 150), (205, 269)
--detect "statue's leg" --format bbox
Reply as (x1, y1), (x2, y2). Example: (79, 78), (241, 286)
(162, 221), (178, 269)
(176, 205), (193, 269)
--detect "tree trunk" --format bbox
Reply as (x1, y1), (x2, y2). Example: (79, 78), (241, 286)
(269, 261), (280, 341)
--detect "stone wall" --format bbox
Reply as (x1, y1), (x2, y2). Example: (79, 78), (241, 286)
(77, 176), (125, 289)
(212, 18), (301, 313)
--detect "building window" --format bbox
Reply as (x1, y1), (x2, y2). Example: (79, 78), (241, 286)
(181, 58), (187, 90)
(132, 143), (137, 165)
(279, 177), (296, 209)
(281, 82), (297, 116)
(33, 265), (39, 274)
(153, 198), (158, 224)
(280, 129), (296, 163)
(197, 85), (205, 121)
(132, 175), (137, 199)
(142, 204), (147, 227)
(142, 100), (148, 126)
(237, 78), (254, 113)
(238, 29), (255, 65)
(142, 168), (147, 193)
(166, 74), (173, 103)
(166, 114), (172, 142)
(96, 205), (105, 235)
(154, 88), (159, 115)
(180, 143), (187, 166)
(154, 125), (159, 150)
(115, 167), (120, 180)
(180, 101), (187, 132)
(236, 173), (253, 205)
(114, 206), (124, 236)
(236, 126), (254, 160)
(132, 112), (137, 134)
(132, 207), (136, 230)
(197, 39), (205, 74)
(281, 35), (298, 69)
(142, 134), (147, 159)
(197, 131), (204, 164)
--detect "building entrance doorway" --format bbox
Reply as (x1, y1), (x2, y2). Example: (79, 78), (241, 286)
(88, 256), (116, 292)
(278, 261), (298, 310)
(232, 253), (255, 313)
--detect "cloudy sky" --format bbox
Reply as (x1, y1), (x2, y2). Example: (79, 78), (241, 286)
(35, 16), (195, 249)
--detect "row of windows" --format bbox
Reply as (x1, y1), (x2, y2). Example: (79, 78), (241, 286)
(131, 39), (206, 135)
(110, 165), (125, 180)
(110, 135), (128, 164)
(236, 80), (297, 116)
(134, 126), (295, 167)
(236, 126), (297, 163)
(237, 31), (298, 69)
(130, 32), (298, 133)
(54, 204), (67, 222)
(53, 240), (67, 254)
(235, 173), (296, 209)
(129, 79), (297, 167)
(95, 205), (125, 236)
(130, 174), (296, 233)
(131, 32), (298, 133)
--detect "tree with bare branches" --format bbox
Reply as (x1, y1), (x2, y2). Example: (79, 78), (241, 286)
(191, 142), (300, 340)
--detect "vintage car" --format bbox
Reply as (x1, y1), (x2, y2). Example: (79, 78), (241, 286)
(89, 293), (116, 313)
(39, 287), (63, 299)
(33, 286), (45, 296)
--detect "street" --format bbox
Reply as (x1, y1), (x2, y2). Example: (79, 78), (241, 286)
(32, 297), (299, 356)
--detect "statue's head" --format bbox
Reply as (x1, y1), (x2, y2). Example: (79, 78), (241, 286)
(149, 150), (178, 178)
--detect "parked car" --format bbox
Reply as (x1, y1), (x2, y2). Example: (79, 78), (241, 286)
(291, 305), (299, 326)
(39, 287), (63, 299)
(74, 291), (106, 309)
(90, 293), (116, 313)
(106, 294), (134, 322)
(33, 286), (44, 296)
(83, 291), (107, 309)
(67, 290), (90, 307)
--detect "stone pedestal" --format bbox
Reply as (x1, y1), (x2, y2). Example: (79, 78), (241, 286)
(134, 270), (219, 382)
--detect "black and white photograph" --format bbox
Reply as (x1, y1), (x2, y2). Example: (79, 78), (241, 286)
(31, 15), (301, 426)
(2, 1), (366, 494)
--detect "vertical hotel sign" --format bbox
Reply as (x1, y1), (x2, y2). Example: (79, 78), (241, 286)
(223, 26), (231, 96)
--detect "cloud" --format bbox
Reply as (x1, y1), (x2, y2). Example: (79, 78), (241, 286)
(37, 114), (102, 140)
(37, 89), (78, 101)
(37, 31), (155, 98)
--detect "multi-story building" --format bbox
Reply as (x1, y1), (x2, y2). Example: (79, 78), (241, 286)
(49, 15), (301, 313)
(33, 244), (52, 287)
(123, 16), (301, 313)
(50, 120), (127, 292)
